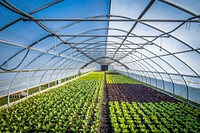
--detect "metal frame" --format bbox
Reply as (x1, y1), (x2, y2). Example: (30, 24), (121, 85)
(0, 0), (200, 104)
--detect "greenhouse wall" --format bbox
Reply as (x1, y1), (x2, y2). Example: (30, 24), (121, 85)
(0, 67), (95, 97)
(116, 69), (200, 104)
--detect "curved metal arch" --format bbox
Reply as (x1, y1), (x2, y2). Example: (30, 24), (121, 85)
(76, 60), (98, 72)
(80, 56), (130, 70)
(48, 39), (132, 81)
(121, 54), (165, 88)
(30, 36), (110, 80)
(98, 25), (200, 80)
(113, 58), (150, 83)
(47, 59), (83, 83)
(113, 65), (147, 83)
(54, 26), (190, 89)
(123, 47), (189, 98)
(56, 15), (200, 80)
(118, 58), (153, 84)
(9, 33), (99, 79)
(48, 60), (83, 85)
(30, 48), (86, 77)
(59, 63), (82, 83)
(55, 63), (81, 83)
(1, 1), (198, 103)
(1, 13), (199, 74)
(41, 25), (197, 95)
(39, 59), (80, 88)
(38, 58), (79, 82)
(31, 54), (82, 77)
(62, 27), (149, 57)
(0, 0), (64, 31)
(123, 56), (160, 86)
(64, 60), (90, 78)
(113, 60), (147, 82)
(63, 59), (97, 77)
(124, 52), (175, 92)
(138, 22), (200, 77)
(109, 15), (200, 77)
(0, 17), (156, 70)
(0, 7), (108, 69)
(66, 15), (200, 79)
(2, 15), (122, 69)
(0, 19), (198, 101)
(0, 14), (163, 69)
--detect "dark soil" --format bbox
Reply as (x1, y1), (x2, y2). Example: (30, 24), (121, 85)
(106, 72), (119, 75)
(107, 84), (178, 103)
(99, 83), (178, 132)
(99, 85), (113, 133)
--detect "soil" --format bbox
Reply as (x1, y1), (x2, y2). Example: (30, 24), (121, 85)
(99, 83), (113, 133)
(107, 84), (178, 103)
(99, 83), (179, 132)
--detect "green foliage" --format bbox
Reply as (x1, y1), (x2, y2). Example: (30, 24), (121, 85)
(106, 73), (139, 84)
(0, 72), (104, 132)
(109, 101), (200, 133)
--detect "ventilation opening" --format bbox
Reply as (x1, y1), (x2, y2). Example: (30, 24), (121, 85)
(101, 65), (108, 71)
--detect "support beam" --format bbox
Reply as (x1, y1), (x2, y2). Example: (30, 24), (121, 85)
(0, 67), (81, 73)
(113, 0), (156, 58)
(67, 42), (153, 45)
(58, 34), (170, 38)
(0, 0), (64, 31)
(23, 18), (200, 23)
(0, 39), (86, 63)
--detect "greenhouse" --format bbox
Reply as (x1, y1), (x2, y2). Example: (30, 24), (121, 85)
(0, 0), (200, 132)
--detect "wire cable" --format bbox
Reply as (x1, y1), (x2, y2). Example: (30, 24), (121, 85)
(0, 48), (30, 71)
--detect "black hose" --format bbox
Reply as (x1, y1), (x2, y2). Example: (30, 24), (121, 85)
(0, 49), (30, 71)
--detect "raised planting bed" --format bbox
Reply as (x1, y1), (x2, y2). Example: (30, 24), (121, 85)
(107, 84), (178, 103)
(106, 73), (139, 84)
(0, 72), (104, 132)
(109, 101), (200, 133)
(102, 73), (200, 133)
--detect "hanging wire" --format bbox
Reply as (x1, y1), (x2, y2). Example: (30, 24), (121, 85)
(0, 48), (30, 71)
(188, 22), (191, 31)
(186, 22), (191, 31)
(197, 23), (200, 32)
(185, 22), (188, 29)
(169, 36), (172, 50)
(54, 37), (57, 51)
(160, 36), (162, 51)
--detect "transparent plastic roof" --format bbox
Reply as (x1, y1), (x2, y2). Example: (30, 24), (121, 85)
(0, 0), (200, 101)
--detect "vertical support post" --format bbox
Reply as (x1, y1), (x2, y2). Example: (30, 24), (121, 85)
(7, 88), (10, 107)
(7, 77), (14, 107)
(149, 73), (152, 86)
(186, 85), (189, 103)
(162, 78), (165, 91)
(26, 71), (30, 98)
(39, 85), (41, 92)
(126, 69), (129, 77)
(155, 75), (158, 88)
(172, 82), (175, 97)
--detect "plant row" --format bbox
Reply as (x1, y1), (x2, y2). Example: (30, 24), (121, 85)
(106, 73), (138, 84)
(109, 101), (200, 133)
(0, 72), (104, 132)
(107, 84), (178, 103)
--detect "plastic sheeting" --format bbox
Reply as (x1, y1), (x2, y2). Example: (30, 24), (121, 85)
(0, 0), (200, 104)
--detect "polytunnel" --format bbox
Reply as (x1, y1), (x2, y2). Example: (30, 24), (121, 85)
(0, 0), (200, 105)
(1, 0), (200, 132)
(1, 0), (200, 105)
